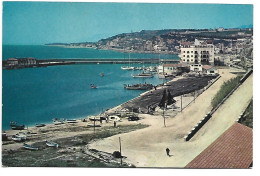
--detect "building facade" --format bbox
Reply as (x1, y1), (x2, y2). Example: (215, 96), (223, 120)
(179, 39), (215, 65)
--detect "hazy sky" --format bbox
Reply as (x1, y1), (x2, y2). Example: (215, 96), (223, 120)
(3, 2), (253, 45)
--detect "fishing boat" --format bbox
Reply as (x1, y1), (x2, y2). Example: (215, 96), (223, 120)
(23, 143), (39, 150)
(132, 72), (154, 78)
(36, 124), (46, 127)
(67, 119), (77, 123)
(124, 83), (153, 90)
(46, 141), (59, 148)
(10, 121), (25, 130)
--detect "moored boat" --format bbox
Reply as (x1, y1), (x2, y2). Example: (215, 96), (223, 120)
(121, 66), (135, 70)
(23, 143), (39, 150)
(10, 121), (25, 130)
(132, 72), (154, 78)
(124, 83), (153, 90)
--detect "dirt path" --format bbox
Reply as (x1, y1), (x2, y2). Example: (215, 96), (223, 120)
(88, 68), (252, 167)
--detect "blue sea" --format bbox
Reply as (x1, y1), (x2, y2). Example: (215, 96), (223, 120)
(2, 45), (179, 130)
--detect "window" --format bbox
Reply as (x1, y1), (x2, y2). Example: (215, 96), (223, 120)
(191, 51), (193, 53)
(183, 59), (185, 62)
(187, 51), (190, 53)
(187, 55), (190, 58)
(191, 59), (193, 62)
(183, 51), (185, 53)
(183, 55), (185, 57)
(187, 59), (189, 62)
(191, 55), (193, 57)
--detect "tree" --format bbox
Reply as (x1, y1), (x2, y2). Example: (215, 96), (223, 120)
(167, 89), (176, 105)
(158, 89), (167, 108)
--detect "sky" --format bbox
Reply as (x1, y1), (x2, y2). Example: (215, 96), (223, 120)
(2, 2), (253, 45)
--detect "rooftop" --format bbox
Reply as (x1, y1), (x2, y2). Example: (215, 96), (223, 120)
(185, 122), (252, 168)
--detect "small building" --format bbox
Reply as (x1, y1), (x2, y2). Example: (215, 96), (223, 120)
(5, 57), (37, 68)
(190, 64), (202, 72)
(158, 64), (188, 76)
(202, 65), (218, 75)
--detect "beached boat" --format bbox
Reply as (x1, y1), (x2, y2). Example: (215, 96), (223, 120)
(53, 118), (65, 125)
(11, 135), (25, 142)
(46, 141), (59, 148)
(124, 83), (153, 90)
(67, 119), (77, 123)
(36, 124), (46, 127)
(23, 143), (39, 150)
(132, 72), (154, 78)
(10, 121), (25, 130)
(108, 115), (121, 122)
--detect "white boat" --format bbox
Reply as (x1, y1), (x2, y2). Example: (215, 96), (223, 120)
(53, 118), (65, 125)
(121, 66), (135, 70)
(11, 135), (24, 142)
(108, 115), (121, 122)
(132, 72), (154, 78)
(23, 143), (39, 150)
(67, 119), (77, 123)
(46, 141), (59, 148)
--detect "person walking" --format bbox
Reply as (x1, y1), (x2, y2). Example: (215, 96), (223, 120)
(114, 121), (116, 127)
(166, 148), (170, 156)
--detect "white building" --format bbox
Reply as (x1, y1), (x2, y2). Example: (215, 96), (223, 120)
(158, 64), (188, 77)
(179, 39), (215, 65)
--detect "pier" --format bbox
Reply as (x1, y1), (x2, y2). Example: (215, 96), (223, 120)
(3, 58), (180, 69)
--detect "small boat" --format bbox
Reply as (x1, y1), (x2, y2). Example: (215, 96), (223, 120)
(15, 132), (27, 140)
(23, 143), (39, 150)
(100, 73), (104, 77)
(121, 66), (135, 70)
(132, 72), (154, 78)
(36, 124), (46, 127)
(67, 119), (77, 123)
(10, 121), (25, 130)
(53, 118), (65, 125)
(124, 83), (153, 90)
(90, 84), (97, 89)
(108, 115), (121, 122)
(11, 135), (25, 142)
(46, 141), (59, 148)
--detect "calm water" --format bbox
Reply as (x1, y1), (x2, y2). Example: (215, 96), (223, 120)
(2, 45), (179, 130)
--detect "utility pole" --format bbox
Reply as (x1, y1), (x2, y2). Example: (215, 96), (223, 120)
(119, 137), (122, 165)
(164, 102), (166, 127)
(94, 116), (96, 135)
(194, 90), (196, 103)
(181, 95), (183, 112)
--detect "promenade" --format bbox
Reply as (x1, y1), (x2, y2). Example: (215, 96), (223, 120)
(88, 68), (253, 167)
